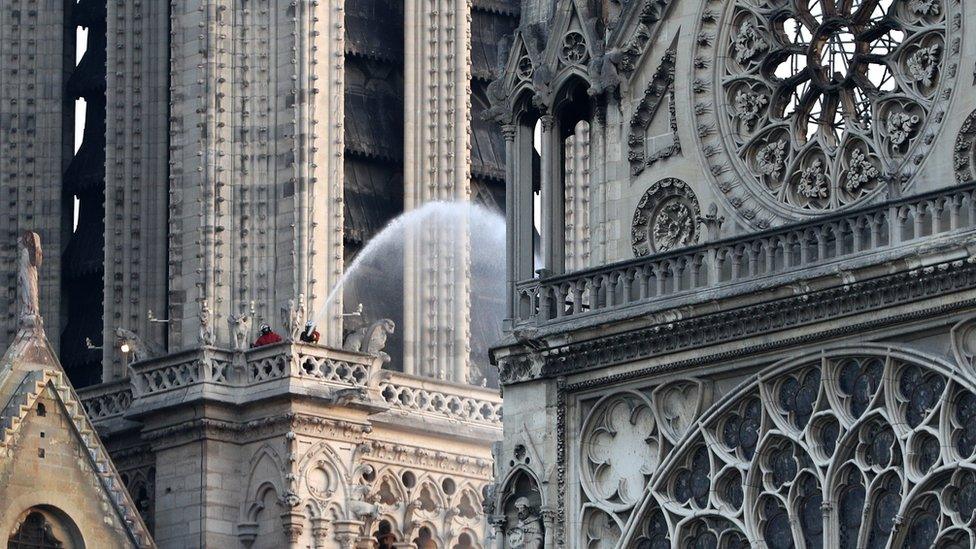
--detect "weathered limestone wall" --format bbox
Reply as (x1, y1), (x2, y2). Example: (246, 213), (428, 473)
(0, 392), (137, 549)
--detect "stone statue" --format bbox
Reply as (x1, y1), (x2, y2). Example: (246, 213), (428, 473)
(227, 307), (252, 352)
(18, 231), (42, 329)
(114, 327), (160, 363)
(342, 318), (396, 364)
(281, 294), (306, 341)
(199, 299), (215, 346)
(506, 497), (543, 549)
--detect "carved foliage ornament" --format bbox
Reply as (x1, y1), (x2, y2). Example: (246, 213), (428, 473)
(632, 178), (701, 256)
(693, 0), (959, 221)
(628, 42), (681, 176)
(621, 349), (976, 548)
(953, 108), (976, 184)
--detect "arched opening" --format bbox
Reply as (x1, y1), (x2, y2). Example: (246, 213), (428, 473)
(452, 532), (476, 549)
(506, 90), (543, 321)
(7, 506), (84, 549)
(541, 76), (592, 276)
(413, 526), (437, 549)
(499, 469), (545, 547)
(375, 519), (398, 549)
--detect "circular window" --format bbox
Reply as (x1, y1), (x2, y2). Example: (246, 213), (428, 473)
(694, 0), (958, 222)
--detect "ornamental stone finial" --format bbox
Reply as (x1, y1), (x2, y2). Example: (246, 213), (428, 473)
(18, 231), (43, 330)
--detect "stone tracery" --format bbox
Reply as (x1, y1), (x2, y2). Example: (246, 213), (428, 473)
(631, 178), (702, 256)
(695, 0), (959, 220)
(614, 348), (976, 547)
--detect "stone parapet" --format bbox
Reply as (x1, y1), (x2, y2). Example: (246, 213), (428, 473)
(377, 370), (503, 428)
(513, 182), (976, 331)
(80, 343), (502, 434)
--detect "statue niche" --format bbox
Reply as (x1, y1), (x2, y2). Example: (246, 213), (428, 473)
(500, 470), (544, 549)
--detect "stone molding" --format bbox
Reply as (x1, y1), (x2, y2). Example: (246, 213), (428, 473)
(510, 182), (976, 331)
(498, 253), (976, 384)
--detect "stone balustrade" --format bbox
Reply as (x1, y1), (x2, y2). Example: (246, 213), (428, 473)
(128, 347), (235, 398)
(80, 343), (501, 429)
(378, 372), (503, 427)
(245, 343), (374, 387)
(515, 182), (976, 327)
(77, 379), (132, 421)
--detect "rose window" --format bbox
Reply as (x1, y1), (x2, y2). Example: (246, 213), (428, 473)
(701, 0), (955, 217)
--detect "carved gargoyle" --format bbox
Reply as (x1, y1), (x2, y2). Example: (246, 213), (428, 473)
(115, 328), (161, 363)
(343, 318), (396, 364)
(227, 310), (252, 352)
(345, 464), (379, 523)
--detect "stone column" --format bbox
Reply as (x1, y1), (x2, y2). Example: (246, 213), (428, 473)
(502, 124), (518, 322)
(539, 115), (565, 275)
(334, 520), (365, 549)
(564, 122), (591, 272)
(402, 0), (473, 382)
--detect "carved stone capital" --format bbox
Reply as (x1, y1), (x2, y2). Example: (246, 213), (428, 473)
(501, 124), (517, 141)
(280, 510), (305, 543)
(333, 520), (365, 549)
(237, 522), (259, 548)
(311, 517), (331, 548)
(539, 115), (555, 133)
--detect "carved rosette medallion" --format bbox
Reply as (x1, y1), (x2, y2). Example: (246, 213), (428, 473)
(632, 178), (701, 256)
(692, 0), (960, 225)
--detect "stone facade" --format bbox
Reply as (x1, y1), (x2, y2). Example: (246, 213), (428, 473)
(3, 0), (517, 547)
(489, 0), (976, 547)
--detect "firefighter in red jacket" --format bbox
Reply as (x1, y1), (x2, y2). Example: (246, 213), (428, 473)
(299, 321), (320, 344)
(252, 324), (283, 347)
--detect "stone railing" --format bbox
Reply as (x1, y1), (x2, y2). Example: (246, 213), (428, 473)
(515, 182), (976, 327)
(129, 347), (234, 397)
(126, 343), (377, 399)
(378, 372), (503, 428)
(246, 343), (373, 386)
(77, 379), (132, 421)
(80, 343), (501, 430)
